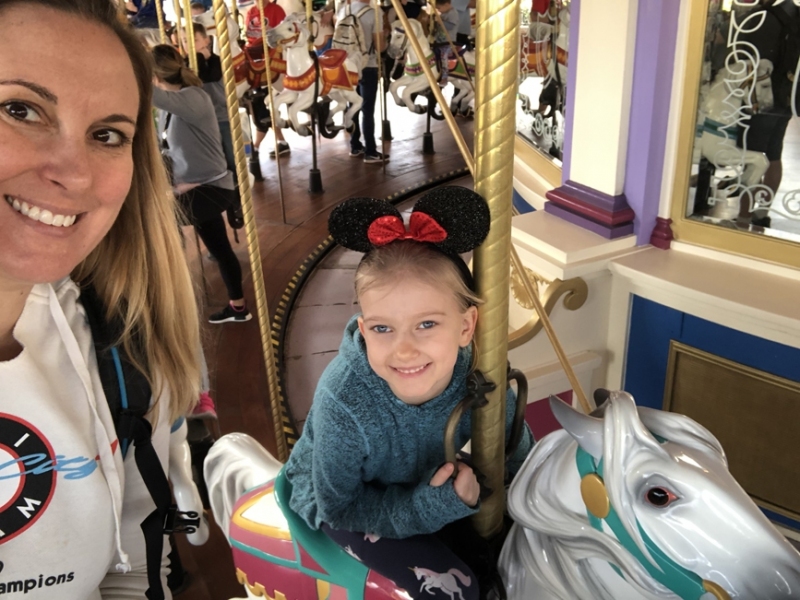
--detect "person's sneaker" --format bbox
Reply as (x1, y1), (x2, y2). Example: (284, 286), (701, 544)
(189, 391), (218, 420)
(268, 141), (291, 158)
(364, 152), (390, 164)
(208, 302), (252, 324)
(349, 147), (365, 157)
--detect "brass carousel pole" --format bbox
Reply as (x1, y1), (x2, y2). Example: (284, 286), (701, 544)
(212, 0), (289, 462)
(257, 0), (287, 223)
(155, 0), (167, 44)
(374, 0), (387, 173)
(182, 0), (199, 72)
(470, 0), (520, 538)
(172, 0), (185, 53)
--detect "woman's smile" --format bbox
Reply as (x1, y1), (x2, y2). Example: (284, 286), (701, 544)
(5, 194), (81, 228)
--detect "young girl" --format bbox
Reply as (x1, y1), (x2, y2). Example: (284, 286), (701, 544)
(284, 187), (533, 599)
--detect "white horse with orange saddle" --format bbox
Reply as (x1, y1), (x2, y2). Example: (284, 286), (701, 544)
(266, 13), (362, 137)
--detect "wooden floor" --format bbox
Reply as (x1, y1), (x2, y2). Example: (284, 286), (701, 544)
(174, 108), (474, 599)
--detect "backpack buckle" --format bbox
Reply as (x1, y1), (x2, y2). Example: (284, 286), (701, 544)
(163, 506), (201, 535)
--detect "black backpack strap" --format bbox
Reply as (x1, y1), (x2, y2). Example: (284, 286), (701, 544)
(81, 286), (198, 600)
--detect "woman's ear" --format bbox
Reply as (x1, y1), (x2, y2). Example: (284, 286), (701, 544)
(459, 305), (478, 347)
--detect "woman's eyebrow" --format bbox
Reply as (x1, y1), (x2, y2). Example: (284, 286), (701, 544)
(0, 79), (58, 104)
(102, 114), (137, 127)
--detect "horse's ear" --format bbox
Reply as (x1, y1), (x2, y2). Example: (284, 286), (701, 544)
(549, 395), (604, 460)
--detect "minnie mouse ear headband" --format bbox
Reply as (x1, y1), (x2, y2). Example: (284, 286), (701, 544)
(328, 186), (491, 291)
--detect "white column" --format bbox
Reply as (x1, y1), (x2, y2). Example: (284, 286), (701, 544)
(569, 0), (639, 197)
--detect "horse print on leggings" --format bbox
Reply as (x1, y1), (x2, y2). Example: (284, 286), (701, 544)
(411, 567), (471, 600)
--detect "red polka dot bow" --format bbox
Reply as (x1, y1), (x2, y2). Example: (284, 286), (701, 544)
(367, 213), (448, 246)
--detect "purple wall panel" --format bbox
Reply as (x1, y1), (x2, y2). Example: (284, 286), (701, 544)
(560, 0), (580, 181)
(624, 0), (681, 244)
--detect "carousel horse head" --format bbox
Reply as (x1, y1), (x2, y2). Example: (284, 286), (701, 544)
(500, 391), (800, 599)
(387, 17), (426, 60)
(266, 13), (309, 50)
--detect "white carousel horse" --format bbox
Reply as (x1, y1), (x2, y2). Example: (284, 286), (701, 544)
(266, 13), (362, 136)
(192, 7), (253, 99)
(386, 18), (474, 116)
(499, 392), (800, 599)
(694, 56), (773, 211)
(205, 390), (800, 600)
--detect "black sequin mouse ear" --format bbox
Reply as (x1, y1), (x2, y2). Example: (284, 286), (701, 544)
(413, 186), (491, 254)
(328, 197), (401, 253)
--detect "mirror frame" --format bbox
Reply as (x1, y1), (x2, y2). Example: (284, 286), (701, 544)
(515, 134), (563, 190)
(669, 0), (800, 269)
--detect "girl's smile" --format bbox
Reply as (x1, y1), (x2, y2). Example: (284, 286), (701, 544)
(357, 276), (477, 406)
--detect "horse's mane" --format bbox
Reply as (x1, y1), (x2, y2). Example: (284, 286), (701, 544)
(507, 396), (726, 598)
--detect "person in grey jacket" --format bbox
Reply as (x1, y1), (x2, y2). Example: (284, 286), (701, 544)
(152, 45), (251, 324)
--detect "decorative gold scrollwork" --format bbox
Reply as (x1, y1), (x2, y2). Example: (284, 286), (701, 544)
(508, 266), (588, 350)
(236, 568), (288, 599)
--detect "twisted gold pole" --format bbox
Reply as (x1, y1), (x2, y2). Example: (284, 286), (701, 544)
(212, 0), (289, 462)
(257, 0), (287, 223)
(155, 0), (167, 44)
(183, 0), (198, 72)
(172, 0), (185, 54)
(470, 0), (519, 538)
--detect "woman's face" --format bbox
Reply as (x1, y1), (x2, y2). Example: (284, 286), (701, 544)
(0, 4), (140, 290)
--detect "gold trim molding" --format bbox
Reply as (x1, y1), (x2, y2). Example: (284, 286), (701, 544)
(508, 265), (588, 350)
(515, 134), (562, 190)
(668, 0), (800, 269)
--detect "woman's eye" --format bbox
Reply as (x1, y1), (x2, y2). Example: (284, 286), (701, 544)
(93, 129), (131, 147)
(2, 101), (42, 123)
(419, 321), (436, 330)
(371, 325), (391, 334)
(645, 487), (679, 508)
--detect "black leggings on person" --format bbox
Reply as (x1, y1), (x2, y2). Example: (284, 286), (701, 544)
(179, 184), (244, 301)
(195, 213), (243, 300)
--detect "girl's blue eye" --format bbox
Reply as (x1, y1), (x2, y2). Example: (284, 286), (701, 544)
(419, 321), (436, 329)
(371, 325), (391, 334)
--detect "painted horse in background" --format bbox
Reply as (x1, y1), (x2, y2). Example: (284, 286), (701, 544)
(205, 390), (800, 599)
(266, 14), (362, 137)
(499, 392), (800, 599)
(386, 18), (474, 117)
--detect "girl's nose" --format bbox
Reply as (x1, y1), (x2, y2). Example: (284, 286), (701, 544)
(394, 335), (419, 359)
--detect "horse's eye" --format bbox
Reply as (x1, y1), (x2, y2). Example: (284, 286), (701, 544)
(645, 487), (678, 507)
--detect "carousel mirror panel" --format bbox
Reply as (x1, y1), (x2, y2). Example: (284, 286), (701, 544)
(685, 0), (800, 243)
(516, 0), (569, 164)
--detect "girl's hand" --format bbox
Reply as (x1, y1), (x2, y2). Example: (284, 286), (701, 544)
(453, 462), (479, 507)
(429, 462), (480, 507)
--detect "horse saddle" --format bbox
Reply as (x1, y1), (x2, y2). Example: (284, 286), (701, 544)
(318, 48), (348, 70)
(228, 468), (401, 598)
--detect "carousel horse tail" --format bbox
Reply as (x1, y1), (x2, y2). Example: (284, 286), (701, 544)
(204, 432), (284, 538)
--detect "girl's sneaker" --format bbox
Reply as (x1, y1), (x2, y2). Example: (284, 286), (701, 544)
(209, 302), (252, 324)
(189, 392), (218, 420)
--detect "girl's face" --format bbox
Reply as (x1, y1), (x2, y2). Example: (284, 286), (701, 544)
(357, 276), (478, 406)
(0, 4), (139, 291)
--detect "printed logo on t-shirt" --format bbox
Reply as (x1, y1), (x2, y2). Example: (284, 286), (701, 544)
(0, 413), (106, 545)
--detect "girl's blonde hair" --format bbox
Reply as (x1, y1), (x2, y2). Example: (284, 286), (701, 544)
(1, 0), (202, 421)
(152, 44), (204, 88)
(354, 241), (483, 312)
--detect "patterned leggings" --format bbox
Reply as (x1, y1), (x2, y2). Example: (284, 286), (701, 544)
(321, 522), (480, 600)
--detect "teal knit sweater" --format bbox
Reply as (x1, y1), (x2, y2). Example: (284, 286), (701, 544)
(284, 315), (533, 539)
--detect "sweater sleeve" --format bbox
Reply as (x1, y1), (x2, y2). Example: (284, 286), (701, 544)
(311, 396), (478, 539)
(151, 87), (210, 125)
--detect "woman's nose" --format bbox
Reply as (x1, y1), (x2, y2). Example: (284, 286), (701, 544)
(41, 134), (92, 193)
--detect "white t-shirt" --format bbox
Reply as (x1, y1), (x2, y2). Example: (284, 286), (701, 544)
(0, 280), (172, 599)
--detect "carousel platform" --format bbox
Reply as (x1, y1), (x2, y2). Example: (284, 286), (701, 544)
(176, 106), (474, 599)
